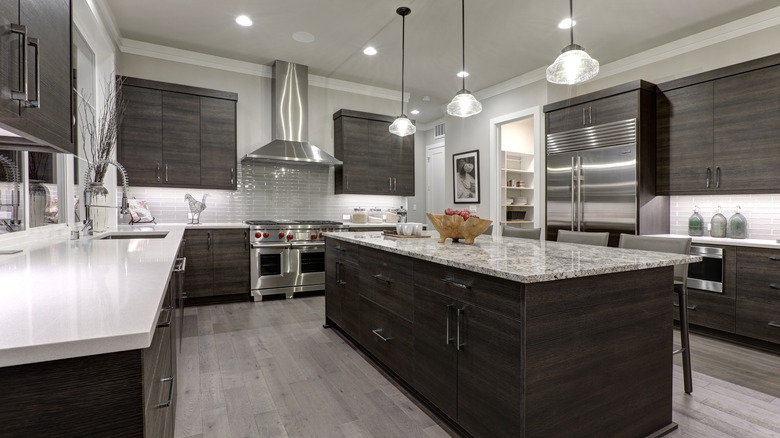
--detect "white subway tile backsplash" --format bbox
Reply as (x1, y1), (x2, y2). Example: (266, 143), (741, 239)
(120, 163), (404, 224)
(671, 194), (779, 239)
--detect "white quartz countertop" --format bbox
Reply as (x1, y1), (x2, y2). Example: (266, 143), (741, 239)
(325, 231), (700, 284)
(0, 224), (185, 367)
(652, 234), (780, 250)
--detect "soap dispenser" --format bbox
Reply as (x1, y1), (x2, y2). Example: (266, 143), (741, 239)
(688, 205), (704, 236)
(728, 205), (747, 239)
(710, 206), (727, 238)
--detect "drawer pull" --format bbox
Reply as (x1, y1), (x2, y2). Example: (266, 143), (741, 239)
(769, 256), (780, 261)
(155, 376), (175, 408)
(673, 303), (697, 311)
(157, 306), (173, 328)
(372, 328), (393, 342)
(441, 277), (471, 290)
(445, 304), (454, 345)
(456, 308), (464, 351)
(373, 274), (392, 285)
(768, 322), (780, 329)
(770, 284), (780, 290)
(335, 245), (346, 252)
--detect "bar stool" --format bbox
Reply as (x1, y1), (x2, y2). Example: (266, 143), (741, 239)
(618, 234), (693, 394)
(556, 230), (609, 246)
(502, 226), (541, 240)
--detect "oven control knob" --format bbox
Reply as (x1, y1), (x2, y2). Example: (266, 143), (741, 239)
(311, 234), (318, 239)
(263, 233), (269, 238)
(287, 234), (294, 240)
(319, 232), (324, 238)
(255, 232), (262, 238)
(278, 232), (285, 239)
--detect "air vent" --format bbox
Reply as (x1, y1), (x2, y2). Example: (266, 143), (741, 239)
(434, 122), (445, 139)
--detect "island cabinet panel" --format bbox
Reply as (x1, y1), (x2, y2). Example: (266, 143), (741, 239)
(359, 296), (414, 383)
(325, 239), (361, 338)
(359, 248), (414, 322)
(183, 229), (250, 301)
(524, 267), (672, 438)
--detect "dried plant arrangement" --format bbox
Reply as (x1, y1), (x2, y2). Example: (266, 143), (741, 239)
(77, 76), (127, 186)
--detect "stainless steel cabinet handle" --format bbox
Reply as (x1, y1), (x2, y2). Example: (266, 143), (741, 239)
(346, 175), (349, 190)
(673, 303), (697, 310)
(768, 322), (780, 329)
(571, 156), (576, 231)
(456, 308), (464, 351)
(174, 257), (186, 273)
(769, 284), (780, 290)
(389, 177), (393, 191)
(588, 107), (593, 125)
(156, 163), (161, 182)
(706, 168), (711, 188)
(373, 273), (392, 285)
(165, 164), (169, 182)
(157, 306), (173, 327)
(372, 328), (393, 342)
(577, 155), (582, 232)
(231, 167), (235, 185)
(335, 245), (346, 252)
(582, 108), (586, 126)
(244, 231), (248, 250)
(445, 304), (454, 345)
(394, 178), (397, 191)
(440, 277), (471, 289)
(9, 24), (27, 101)
(155, 376), (175, 408)
(715, 166), (721, 189)
(769, 256), (780, 261)
(207, 232), (211, 250)
(335, 261), (342, 285)
(25, 37), (40, 108)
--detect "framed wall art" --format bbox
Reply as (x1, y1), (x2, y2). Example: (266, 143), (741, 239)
(453, 150), (480, 204)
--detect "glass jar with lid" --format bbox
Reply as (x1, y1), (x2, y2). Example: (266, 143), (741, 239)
(352, 207), (367, 224)
(688, 205), (703, 236)
(368, 207), (384, 223)
(710, 206), (727, 238)
(728, 205), (747, 239)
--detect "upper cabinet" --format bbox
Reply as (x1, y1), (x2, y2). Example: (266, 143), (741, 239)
(0, 0), (73, 154)
(333, 109), (414, 196)
(657, 54), (780, 195)
(546, 86), (640, 134)
(117, 77), (238, 190)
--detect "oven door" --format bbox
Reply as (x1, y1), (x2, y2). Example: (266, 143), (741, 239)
(251, 243), (292, 290)
(290, 242), (325, 287)
(687, 246), (723, 293)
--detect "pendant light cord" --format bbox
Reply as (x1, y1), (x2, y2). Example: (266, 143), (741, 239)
(461, 0), (466, 90)
(569, 0), (574, 46)
(401, 13), (406, 115)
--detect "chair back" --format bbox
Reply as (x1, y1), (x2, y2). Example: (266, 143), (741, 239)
(618, 234), (692, 283)
(556, 230), (609, 246)
(502, 226), (541, 240)
(482, 224), (494, 235)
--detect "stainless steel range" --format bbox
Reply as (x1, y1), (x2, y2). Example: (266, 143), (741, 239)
(246, 220), (348, 300)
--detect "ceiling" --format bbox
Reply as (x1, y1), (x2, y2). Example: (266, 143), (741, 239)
(103, 0), (779, 123)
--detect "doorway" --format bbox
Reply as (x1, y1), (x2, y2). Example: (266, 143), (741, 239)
(426, 143), (445, 227)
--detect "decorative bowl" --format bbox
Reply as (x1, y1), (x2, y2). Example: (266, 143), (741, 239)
(427, 213), (493, 245)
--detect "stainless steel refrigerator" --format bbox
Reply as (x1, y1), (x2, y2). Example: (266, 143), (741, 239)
(546, 119), (668, 246)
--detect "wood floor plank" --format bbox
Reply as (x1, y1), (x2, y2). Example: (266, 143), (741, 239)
(254, 410), (289, 438)
(175, 335), (202, 438)
(201, 406), (231, 438)
(223, 386), (262, 438)
(199, 371), (225, 411)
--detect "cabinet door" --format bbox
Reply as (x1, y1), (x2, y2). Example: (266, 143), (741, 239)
(392, 134), (415, 195)
(656, 82), (714, 195)
(200, 96), (236, 189)
(211, 229), (250, 296)
(183, 229), (214, 298)
(340, 260), (360, 339)
(367, 119), (394, 194)
(413, 287), (457, 419)
(19, 0), (73, 152)
(547, 92), (638, 134)
(714, 65), (780, 192)
(457, 303), (523, 438)
(162, 91), (200, 187)
(118, 85), (162, 186)
(325, 250), (343, 325)
(337, 116), (371, 193)
(0, 1), (20, 120)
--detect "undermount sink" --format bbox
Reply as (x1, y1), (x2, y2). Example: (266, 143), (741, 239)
(97, 231), (169, 240)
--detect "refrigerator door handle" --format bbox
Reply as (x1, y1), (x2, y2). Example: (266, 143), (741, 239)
(571, 156), (576, 231)
(577, 155), (583, 231)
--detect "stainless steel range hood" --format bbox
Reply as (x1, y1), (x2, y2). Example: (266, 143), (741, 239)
(241, 61), (342, 166)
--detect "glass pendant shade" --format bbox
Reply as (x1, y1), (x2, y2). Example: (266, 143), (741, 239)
(389, 114), (416, 136)
(546, 44), (599, 85)
(447, 89), (482, 118)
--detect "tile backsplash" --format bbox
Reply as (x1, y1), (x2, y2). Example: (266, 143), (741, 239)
(671, 194), (780, 240)
(122, 163), (404, 224)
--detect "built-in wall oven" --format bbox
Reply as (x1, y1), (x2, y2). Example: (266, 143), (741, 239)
(687, 245), (723, 293)
(247, 220), (347, 300)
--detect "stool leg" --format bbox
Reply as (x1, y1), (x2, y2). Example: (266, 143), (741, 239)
(678, 285), (693, 394)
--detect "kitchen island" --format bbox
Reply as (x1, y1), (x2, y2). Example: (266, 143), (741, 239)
(324, 231), (699, 438)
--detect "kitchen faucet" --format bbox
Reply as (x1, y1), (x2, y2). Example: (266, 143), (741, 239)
(83, 158), (130, 227)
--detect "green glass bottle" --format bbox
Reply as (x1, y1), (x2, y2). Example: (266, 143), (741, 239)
(728, 205), (747, 239)
(688, 206), (703, 236)
(710, 206), (727, 238)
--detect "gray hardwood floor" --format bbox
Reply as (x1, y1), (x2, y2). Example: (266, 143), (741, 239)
(175, 296), (780, 438)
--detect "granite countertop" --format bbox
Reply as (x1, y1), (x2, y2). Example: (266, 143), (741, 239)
(325, 231), (700, 284)
(0, 224), (185, 367)
(652, 234), (780, 250)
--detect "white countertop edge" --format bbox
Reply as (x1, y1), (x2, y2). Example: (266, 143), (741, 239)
(651, 234), (780, 249)
(0, 331), (151, 368)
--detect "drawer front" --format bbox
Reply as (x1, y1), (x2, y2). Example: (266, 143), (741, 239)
(673, 289), (735, 333)
(736, 299), (780, 344)
(736, 247), (780, 303)
(145, 323), (172, 437)
(359, 296), (414, 383)
(360, 248), (414, 321)
(327, 238), (360, 266)
(413, 259), (522, 319)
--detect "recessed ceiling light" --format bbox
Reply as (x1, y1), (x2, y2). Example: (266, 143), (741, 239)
(421, 96), (431, 102)
(558, 18), (576, 29)
(235, 15), (253, 27)
(410, 109), (420, 115)
(363, 47), (378, 56)
(292, 31), (315, 43)
(457, 71), (469, 78)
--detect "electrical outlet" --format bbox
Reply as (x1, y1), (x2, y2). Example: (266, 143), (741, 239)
(342, 214), (351, 221)
(469, 205), (477, 212)
(412, 204), (417, 211)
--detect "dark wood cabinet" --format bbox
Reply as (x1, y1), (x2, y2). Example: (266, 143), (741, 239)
(118, 77), (238, 190)
(674, 289), (735, 333)
(333, 109), (414, 196)
(546, 88), (638, 134)
(325, 239), (360, 338)
(0, 0), (73, 154)
(183, 228), (250, 301)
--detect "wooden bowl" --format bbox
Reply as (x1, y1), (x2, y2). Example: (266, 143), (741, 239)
(427, 213), (493, 245)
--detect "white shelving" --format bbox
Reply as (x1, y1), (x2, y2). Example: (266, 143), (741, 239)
(501, 151), (534, 229)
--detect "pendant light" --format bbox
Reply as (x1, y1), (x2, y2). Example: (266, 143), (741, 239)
(446, 0), (481, 118)
(389, 7), (416, 137)
(546, 0), (599, 85)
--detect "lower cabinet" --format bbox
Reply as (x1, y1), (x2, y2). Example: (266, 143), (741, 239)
(736, 246), (780, 343)
(673, 289), (735, 333)
(325, 240), (360, 338)
(183, 228), (250, 301)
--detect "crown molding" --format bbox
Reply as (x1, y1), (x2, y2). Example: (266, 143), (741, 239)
(474, 67), (547, 101)
(418, 118), (445, 132)
(308, 75), (407, 102)
(89, 0), (121, 49)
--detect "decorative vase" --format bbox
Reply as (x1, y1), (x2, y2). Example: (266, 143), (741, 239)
(710, 206), (727, 238)
(688, 206), (703, 236)
(88, 182), (111, 232)
(728, 205), (747, 239)
(29, 181), (49, 228)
